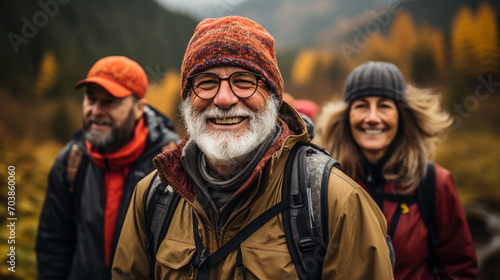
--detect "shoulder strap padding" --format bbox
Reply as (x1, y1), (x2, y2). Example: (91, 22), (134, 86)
(282, 143), (340, 279)
(145, 172), (181, 279)
(417, 162), (437, 247)
(417, 162), (439, 278)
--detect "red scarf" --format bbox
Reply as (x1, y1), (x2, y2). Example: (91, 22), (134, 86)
(86, 117), (148, 266)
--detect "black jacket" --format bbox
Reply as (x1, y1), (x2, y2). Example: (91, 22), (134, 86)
(36, 106), (179, 280)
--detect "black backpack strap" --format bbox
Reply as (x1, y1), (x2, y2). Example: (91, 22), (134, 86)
(282, 143), (340, 279)
(282, 144), (306, 278)
(416, 162), (439, 278)
(384, 194), (418, 238)
(191, 197), (291, 280)
(145, 173), (181, 279)
(417, 162), (437, 246)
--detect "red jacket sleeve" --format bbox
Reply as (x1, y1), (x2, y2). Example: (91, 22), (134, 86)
(433, 165), (478, 279)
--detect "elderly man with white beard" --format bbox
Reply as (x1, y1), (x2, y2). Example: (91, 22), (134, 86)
(112, 16), (394, 280)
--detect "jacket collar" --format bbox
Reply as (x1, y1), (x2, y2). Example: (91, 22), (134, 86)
(86, 117), (148, 171)
(143, 105), (178, 146)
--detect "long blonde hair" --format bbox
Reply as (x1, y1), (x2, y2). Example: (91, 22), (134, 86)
(314, 85), (453, 193)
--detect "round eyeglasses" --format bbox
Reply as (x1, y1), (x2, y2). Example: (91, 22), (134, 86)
(187, 71), (263, 100)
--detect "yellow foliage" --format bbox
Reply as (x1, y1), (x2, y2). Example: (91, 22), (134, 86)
(388, 11), (417, 73)
(474, 1), (499, 74)
(451, 5), (478, 75)
(33, 50), (59, 96)
(451, 3), (499, 76)
(0, 136), (63, 280)
(146, 71), (181, 119)
(291, 49), (318, 85)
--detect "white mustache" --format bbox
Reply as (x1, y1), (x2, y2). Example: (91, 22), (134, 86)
(202, 105), (253, 120)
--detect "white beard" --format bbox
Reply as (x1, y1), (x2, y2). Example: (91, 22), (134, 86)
(180, 95), (279, 167)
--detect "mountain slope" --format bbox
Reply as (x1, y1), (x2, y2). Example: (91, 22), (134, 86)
(205, 0), (500, 49)
(0, 0), (198, 97)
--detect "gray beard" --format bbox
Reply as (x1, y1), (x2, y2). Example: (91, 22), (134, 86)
(180, 95), (279, 167)
(82, 108), (136, 153)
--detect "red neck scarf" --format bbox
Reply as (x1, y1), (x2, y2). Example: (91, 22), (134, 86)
(86, 117), (148, 266)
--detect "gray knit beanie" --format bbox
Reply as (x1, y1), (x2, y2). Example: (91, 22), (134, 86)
(343, 61), (406, 104)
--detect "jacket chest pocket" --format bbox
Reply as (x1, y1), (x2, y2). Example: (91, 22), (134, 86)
(155, 238), (197, 280)
(230, 244), (299, 280)
(156, 239), (299, 279)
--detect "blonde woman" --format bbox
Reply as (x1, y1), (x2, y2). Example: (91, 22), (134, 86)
(315, 61), (477, 280)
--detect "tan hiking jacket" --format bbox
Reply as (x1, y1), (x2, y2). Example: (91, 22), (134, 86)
(112, 103), (394, 279)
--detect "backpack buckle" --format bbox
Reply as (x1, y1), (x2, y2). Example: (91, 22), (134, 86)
(290, 194), (304, 209)
(299, 237), (315, 252)
(193, 248), (207, 268)
(199, 249), (207, 266)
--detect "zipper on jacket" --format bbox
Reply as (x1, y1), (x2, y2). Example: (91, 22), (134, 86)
(216, 224), (221, 242)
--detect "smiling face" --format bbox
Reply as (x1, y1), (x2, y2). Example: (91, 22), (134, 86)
(349, 96), (399, 163)
(181, 66), (278, 167)
(82, 84), (145, 154)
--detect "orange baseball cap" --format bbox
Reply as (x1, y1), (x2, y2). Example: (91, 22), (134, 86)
(74, 56), (148, 99)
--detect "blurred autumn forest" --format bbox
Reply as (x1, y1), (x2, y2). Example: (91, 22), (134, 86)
(1, 0), (500, 279)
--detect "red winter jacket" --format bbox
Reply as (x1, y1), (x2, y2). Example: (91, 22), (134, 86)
(356, 163), (477, 280)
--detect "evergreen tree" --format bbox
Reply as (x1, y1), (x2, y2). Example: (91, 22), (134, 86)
(451, 5), (476, 76)
(33, 49), (59, 97)
(389, 11), (417, 75)
(474, 1), (499, 75)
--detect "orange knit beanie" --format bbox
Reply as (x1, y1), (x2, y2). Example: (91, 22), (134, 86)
(180, 16), (284, 103)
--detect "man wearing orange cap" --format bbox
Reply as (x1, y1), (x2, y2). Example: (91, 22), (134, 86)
(36, 56), (179, 280)
(113, 17), (393, 279)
